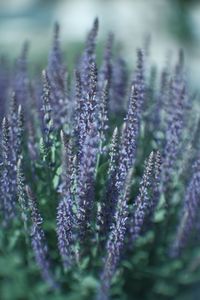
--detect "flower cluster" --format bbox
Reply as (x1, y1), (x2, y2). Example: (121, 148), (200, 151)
(0, 18), (200, 300)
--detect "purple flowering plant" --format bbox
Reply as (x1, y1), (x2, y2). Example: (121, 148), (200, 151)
(0, 19), (200, 300)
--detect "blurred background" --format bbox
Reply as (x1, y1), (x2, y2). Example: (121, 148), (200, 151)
(0, 0), (200, 85)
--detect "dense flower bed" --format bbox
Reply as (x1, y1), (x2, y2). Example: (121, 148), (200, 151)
(0, 19), (200, 300)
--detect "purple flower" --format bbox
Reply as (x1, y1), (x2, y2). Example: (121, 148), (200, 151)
(59, 130), (74, 193)
(85, 61), (98, 132)
(9, 99), (24, 162)
(130, 151), (154, 243)
(0, 56), (10, 119)
(56, 194), (75, 269)
(73, 70), (84, 150)
(97, 170), (132, 300)
(76, 61), (98, 161)
(115, 85), (141, 194)
(98, 80), (109, 147)
(0, 117), (15, 225)
(56, 130), (76, 269)
(76, 126), (99, 245)
(110, 56), (128, 112)
(16, 105), (24, 157)
(132, 49), (145, 114)
(170, 159), (200, 256)
(113, 50), (144, 185)
(153, 66), (170, 137)
(98, 33), (113, 92)
(47, 23), (69, 129)
(80, 18), (99, 95)
(75, 20), (99, 162)
(41, 70), (54, 152)
(149, 151), (162, 216)
(161, 51), (188, 194)
(6, 95), (24, 206)
(13, 41), (29, 106)
(98, 127), (119, 238)
(17, 158), (28, 232)
(27, 121), (38, 162)
(26, 185), (58, 289)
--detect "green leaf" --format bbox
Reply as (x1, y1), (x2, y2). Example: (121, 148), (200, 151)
(153, 209), (166, 223)
(81, 276), (98, 289)
(53, 174), (60, 189)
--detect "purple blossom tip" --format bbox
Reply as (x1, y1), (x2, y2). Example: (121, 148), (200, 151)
(26, 185), (58, 289)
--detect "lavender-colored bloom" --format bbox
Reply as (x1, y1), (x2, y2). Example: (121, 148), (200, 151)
(30, 77), (44, 125)
(56, 130), (76, 268)
(56, 194), (74, 269)
(132, 49), (145, 114)
(9, 93), (18, 163)
(0, 117), (15, 225)
(74, 68), (89, 159)
(1, 117), (11, 167)
(181, 117), (200, 183)
(110, 56), (128, 112)
(76, 61), (98, 161)
(0, 56), (10, 119)
(161, 52), (187, 184)
(98, 127), (119, 237)
(153, 67), (170, 135)
(27, 121), (38, 161)
(98, 33), (113, 91)
(130, 151), (154, 242)
(73, 70), (84, 148)
(48, 23), (64, 76)
(149, 150), (162, 216)
(17, 158), (28, 233)
(98, 80), (109, 147)
(9, 100), (24, 162)
(47, 23), (69, 129)
(75, 20), (99, 158)
(115, 85), (141, 194)
(13, 42), (29, 106)
(97, 170), (132, 300)
(26, 185), (57, 289)
(7, 96), (24, 205)
(114, 51), (144, 191)
(41, 70), (54, 152)
(59, 130), (74, 193)
(146, 65), (157, 102)
(145, 66), (157, 128)
(85, 61), (98, 131)
(170, 159), (200, 257)
(167, 51), (186, 119)
(76, 127), (99, 244)
(9, 92), (17, 126)
(16, 105), (24, 157)
(80, 18), (99, 94)
(108, 128), (119, 178)
(161, 81), (186, 194)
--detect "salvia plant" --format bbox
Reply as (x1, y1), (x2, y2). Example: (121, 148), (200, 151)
(1, 18), (200, 300)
